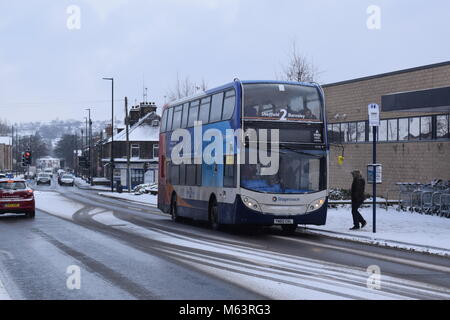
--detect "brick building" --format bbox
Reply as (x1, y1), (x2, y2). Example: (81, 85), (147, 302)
(100, 103), (160, 188)
(0, 137), (12, 172)
(324, 61), (450, 197)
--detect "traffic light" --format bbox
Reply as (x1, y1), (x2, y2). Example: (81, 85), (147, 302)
(21, 153), (27, 167)
(24, 151), (32, 165)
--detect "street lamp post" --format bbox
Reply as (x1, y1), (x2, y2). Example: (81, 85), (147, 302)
(103, 77), (114, 192)
(86, 108), (92, 185)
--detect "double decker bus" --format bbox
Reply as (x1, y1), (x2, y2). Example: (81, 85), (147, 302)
(158, 80), (328, 232)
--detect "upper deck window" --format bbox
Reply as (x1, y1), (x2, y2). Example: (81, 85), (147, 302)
(243, 84), (322, 121)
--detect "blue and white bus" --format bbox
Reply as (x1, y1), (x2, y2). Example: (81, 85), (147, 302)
(158, 80), (328, 232)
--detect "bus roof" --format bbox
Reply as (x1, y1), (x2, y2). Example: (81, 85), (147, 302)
(162, 80), (320, 110)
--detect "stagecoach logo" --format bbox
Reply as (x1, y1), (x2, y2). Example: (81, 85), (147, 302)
(273, 196), (300, 203)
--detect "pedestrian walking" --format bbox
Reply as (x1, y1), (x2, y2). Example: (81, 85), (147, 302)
(350, 170), (367, 230)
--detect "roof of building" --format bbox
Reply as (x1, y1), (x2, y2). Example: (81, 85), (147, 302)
(0, 137), (12, 145)
(105, 112), (159, 144)
(323, 61), (450, 88)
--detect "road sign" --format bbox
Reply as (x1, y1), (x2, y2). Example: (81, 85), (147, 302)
(368, 103), (380, 127)
(367, 164), (382, 184)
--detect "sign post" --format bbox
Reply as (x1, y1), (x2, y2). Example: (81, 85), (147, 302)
(368, 103), (380, 233)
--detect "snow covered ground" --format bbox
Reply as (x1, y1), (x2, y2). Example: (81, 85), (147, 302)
(74, 178), (111, 191)
(34, 191), (84, 220)
(97, 192), (157, 207)
(0, 277), (11, 300)
(304, 205), (450, 256)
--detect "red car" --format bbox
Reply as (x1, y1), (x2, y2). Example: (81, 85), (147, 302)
(0, 179), (35, 219)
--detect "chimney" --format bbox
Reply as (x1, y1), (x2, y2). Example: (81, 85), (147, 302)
(139, 102), (157, 118)
(129, 106), (140, 127)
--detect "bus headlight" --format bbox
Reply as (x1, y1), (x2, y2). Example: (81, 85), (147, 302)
(242, 196), (261, 212)
(307, 198), (326, 213)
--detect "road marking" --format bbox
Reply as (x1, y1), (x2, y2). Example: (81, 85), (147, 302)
(271, 235), (450, 274)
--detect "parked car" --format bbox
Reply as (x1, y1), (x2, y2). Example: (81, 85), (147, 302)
(133, 183), (158, 195)
(0, 179), (35, 218)
(59, 174), (75, 187)
(36, 173), (52, 185)
(44, 168), (54, 178)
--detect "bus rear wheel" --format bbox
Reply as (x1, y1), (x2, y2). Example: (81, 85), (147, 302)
(170, 194), (180, 222)
(209, 198), (220, 231)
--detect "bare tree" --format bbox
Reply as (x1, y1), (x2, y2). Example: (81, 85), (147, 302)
(167, 74), (208, 102)
(278, 41), (319, 83)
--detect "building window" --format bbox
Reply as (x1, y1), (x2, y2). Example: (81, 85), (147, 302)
(341, 123), (349, 143)
(356, 122), (366, 142)
(131, 144), (140, 158)
(420, 116), (432, 140)
(332, 123), (341, 143)
(437, 115), (449, 138)
(399, 118), (409, 141)
(153, 144), (159, 158)
(348, 122), (357, 142)
(388, 119), (398, 141)
(409, 117), (420, 140)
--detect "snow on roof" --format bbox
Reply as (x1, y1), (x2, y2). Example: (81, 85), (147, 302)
(0, 137), (12, 145)
(106, 112), (159, 143)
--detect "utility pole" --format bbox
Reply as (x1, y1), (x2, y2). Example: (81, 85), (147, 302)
(11, 126), (14, 174)
(86, 109), (93, 185)
(81, 128), (84, 178)
(125, 97), (131, 193)
(102, 77), (114, 192)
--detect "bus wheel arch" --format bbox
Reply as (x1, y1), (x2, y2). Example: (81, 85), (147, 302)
(208, 194), (220, 230)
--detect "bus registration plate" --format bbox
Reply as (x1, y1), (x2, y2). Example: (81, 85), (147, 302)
(274, 219), (294, 225)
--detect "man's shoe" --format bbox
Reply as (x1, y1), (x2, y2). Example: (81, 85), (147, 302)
(361, 221), (367, 229)
(349, 225), (360, 230)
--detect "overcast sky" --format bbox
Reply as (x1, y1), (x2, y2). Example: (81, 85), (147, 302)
(0, 0), (449, 124)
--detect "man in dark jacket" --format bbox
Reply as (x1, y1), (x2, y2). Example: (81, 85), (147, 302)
(350, 170), (367, 230)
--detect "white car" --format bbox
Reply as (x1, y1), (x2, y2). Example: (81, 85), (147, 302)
(59, 174), (75, 187)
(36, 173), (52, 185)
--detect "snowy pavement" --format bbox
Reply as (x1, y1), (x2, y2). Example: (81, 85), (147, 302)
(74, 178), (111, 191)
(92, 190), (450, 256)
(26, 190), (450, 299)
(303, 205), (450, 256)
(97, 192), (157, 207)
(0, 277), (11, 300)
